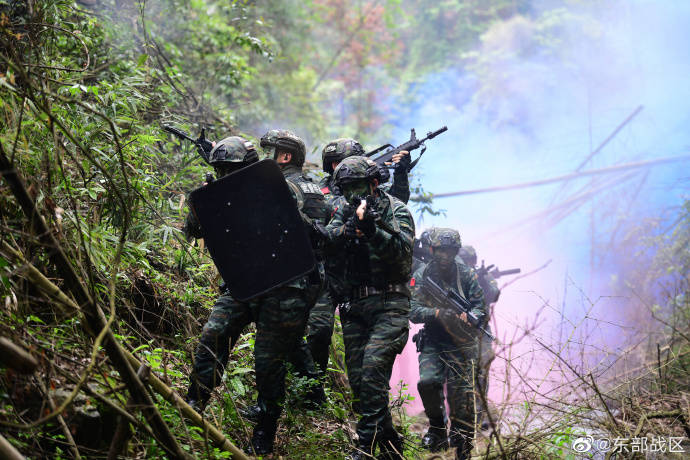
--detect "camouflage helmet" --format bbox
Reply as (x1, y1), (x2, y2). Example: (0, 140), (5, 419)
(332, 155), (380, 186)
(208, 136), (258, 166)
(260, 129), (306, 167)
(427, 227), (462, 249)
(322, 138), (365, 174)
(458, 245), (477, 266)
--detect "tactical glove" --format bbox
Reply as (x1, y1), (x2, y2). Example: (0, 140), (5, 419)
(394, 151), (412, 175)
(344, 214), (359, 239)
(356, 208), (378, 238)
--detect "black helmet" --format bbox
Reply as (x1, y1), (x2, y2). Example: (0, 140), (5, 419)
(208, 136), (259, 166)
(322, 138), (364, 174)
(332, 156), (380, 186)
(260, 129), (306, 167)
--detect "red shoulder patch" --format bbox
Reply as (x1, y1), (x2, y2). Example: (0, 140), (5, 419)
(321, 186), (330, 194)
(409, 277), (416, 287)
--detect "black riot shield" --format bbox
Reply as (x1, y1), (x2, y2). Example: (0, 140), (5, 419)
(188, 159), (316, 301)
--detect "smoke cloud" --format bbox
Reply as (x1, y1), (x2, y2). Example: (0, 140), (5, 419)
(388, 0), (690, 413)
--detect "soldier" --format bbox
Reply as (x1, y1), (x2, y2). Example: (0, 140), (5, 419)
(307, 139), (411, 378)
(458, 245), (499, 430)
(260, 128), (330, 403)
(320, 138), (411, 203)
(410, 228), (486, 460)
(184, 135), (319, 455)
(326, 156), (415, 460)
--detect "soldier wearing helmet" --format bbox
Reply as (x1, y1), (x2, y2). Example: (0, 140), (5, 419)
(220, 129), (331, 420)
(325, 156), (415, 460)
(410, 227), (486, 459)
(320, 137), (412, 203)
(183, 135), (322, 456)
(457, 244), (499, 431)
(183, 136), (259, 239)
(315, 139), (412, 373)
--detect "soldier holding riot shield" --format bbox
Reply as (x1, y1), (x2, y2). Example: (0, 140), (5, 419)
(261, 128), (331, 405)
(183, 135), (321, 456)
(325, 156), (415, 460)
(410, 228), (486, 460)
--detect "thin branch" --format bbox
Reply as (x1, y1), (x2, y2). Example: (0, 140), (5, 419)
(413, 153), (690, 200)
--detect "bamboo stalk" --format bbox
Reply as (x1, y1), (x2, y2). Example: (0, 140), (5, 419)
(0, 235), (249, 459)
(0, 240), (78, 317)
(0, 337), (39, 374)
(413, 153), (690, 200)
(0, 434), (25, 460)
(0, 145), (189, 459)
(123, 350), (251, 460)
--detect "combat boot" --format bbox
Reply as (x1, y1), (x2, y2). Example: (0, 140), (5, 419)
(421, 424), (449, 452)
(449, 421), (473, 460)
(455, 442), (473, 460)
(377, 434), (404, 460)
(304, 383), (327, 409)
(246, 416), (278, 456)
(238, 403), (262, 422)
(185, 381), (210, 415)
(345, 442), (374, 460)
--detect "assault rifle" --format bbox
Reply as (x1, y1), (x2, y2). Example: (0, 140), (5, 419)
(366, 126), (448, 172)
(163, 124), (215, 166)
(421, 277), (495, 341)
(477, 260), (521, 279)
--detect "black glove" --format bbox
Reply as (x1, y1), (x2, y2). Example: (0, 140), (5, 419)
(394, 152), (412, 175)
(344, 214), (359, 239)
(356, 207), (378, 238)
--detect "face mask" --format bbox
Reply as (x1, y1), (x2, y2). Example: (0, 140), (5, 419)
(433, 247), (457, 267)
(342, 180), (370, 204)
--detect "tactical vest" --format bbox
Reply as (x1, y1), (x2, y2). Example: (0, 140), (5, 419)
(289, 172), (332, 225)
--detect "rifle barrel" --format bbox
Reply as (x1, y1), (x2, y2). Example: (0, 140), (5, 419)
(163, 125), (195, 143)
(425, 126), (448, 140)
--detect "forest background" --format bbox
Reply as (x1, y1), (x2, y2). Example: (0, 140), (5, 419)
(1, 0), (688, 458)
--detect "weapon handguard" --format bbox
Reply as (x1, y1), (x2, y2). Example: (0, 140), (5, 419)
(365, 126), (448, 172)
(423, 277), (495, 341)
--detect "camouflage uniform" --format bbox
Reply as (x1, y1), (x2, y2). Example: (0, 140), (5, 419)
(410, 228), (486, 459)
(313, 139), (412, 374)
(259, 130), (335, 391)
(185, 135), (320, 456)
(326, 156), (415, 459)
(458, 246), (499, 428)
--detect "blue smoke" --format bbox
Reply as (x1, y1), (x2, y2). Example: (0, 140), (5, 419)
(384, 0), (690, 346)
